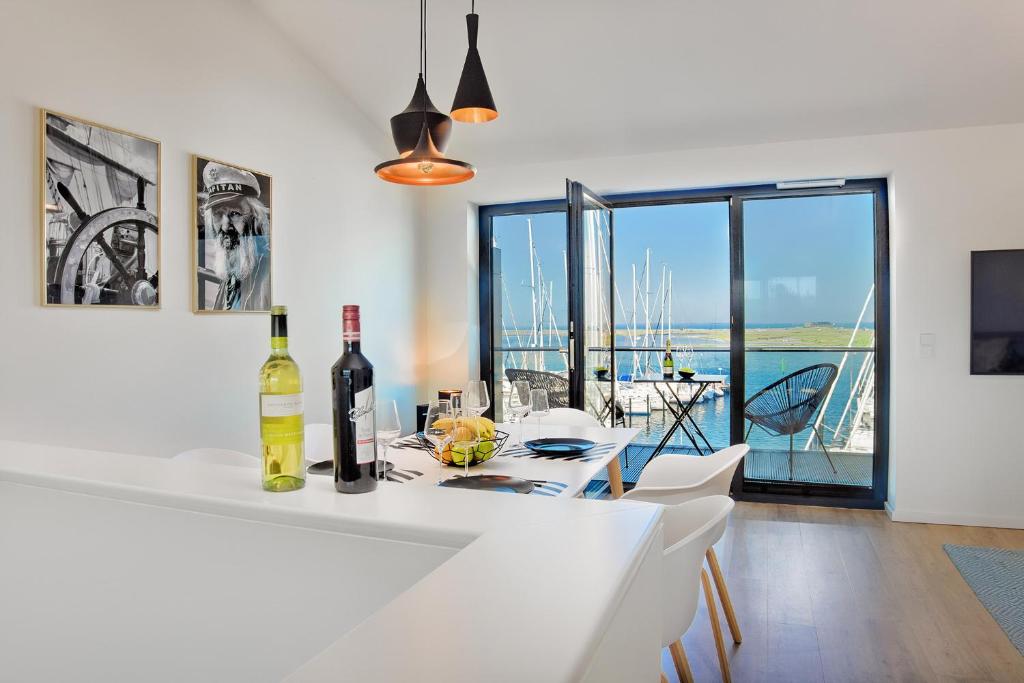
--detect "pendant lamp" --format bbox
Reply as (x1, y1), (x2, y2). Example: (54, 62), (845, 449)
(375, 0), (475, 185)
(451, 1), (497, 123)
(391, 74), (451, 156)
(374, 119), (475, 185)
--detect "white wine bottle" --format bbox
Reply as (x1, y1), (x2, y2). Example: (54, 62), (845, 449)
(662, 338), (674, 379)
(259, 305), (306, 492)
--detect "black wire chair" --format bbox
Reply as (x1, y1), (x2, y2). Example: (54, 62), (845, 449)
(743, 363), (839, 481)
(503, 368), (626, 428)
(504, 369), (571, 408)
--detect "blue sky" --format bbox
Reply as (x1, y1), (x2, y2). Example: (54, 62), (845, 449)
(492, 193), (874, 329)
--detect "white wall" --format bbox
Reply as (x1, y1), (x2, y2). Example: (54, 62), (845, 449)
(0, 0), (419, 456)
(419, 124), (1024, 528)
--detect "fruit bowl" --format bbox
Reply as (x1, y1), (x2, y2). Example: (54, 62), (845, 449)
(678, 369), (696, 380)
(417, 416), (509, 467)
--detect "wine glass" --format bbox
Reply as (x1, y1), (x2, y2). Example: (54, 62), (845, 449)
(507, 380), (531, 445)
(528, 388), (550, 442)
(423, 399), (452, 481)
(464, 380), (490, 417)
(376, 400), (401, 481)
(451, 401), (479, 478)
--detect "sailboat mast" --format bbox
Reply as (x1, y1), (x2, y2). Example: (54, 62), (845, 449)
(631, 264), (638, 376)
(644, 248), (651, 374)
(667, 269), (673, 344)
(527, 219), (538, 364)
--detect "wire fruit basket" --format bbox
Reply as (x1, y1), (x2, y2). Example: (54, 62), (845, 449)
(416, 430), (510, 467)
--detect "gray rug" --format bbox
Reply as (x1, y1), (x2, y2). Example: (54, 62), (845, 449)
(944, 544), (1024, 655)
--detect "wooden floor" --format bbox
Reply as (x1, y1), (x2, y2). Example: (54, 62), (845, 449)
(662, 502), (1024, 682)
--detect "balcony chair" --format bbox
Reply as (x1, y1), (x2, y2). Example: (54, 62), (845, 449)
(743, 363), (839, 480)
(655, 495), (736, 683)
(504, 367), (625, 426)
(623, 444), (748, 681)
(504, 368), (571, 408)
(172, 448), (257, 467)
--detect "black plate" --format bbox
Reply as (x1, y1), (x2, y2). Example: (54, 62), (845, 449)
(522, 438), (596, 456)
(438, 475), (535, 494)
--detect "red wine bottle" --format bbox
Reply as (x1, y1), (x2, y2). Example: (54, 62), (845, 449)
(332, 305), (377, 494)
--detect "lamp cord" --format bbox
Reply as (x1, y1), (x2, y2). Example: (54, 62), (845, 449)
(421, 0), (427, 126)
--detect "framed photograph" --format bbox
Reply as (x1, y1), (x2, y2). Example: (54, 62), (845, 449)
(193, 155), (272, 313)
(40, 109), (160, 307)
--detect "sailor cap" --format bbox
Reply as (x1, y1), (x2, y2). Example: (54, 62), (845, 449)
(201, 161), (260, 210)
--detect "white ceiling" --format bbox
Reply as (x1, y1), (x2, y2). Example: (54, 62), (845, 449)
(254, 0), (1024, 166)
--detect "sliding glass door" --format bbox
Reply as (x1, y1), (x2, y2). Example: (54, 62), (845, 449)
(739, 193), (879, 493)
(612, 201), (731, 452)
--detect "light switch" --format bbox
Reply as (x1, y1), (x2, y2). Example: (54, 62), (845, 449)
(919, 333), (936, 359)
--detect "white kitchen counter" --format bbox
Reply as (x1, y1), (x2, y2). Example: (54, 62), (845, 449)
(0, 440), (664, 682)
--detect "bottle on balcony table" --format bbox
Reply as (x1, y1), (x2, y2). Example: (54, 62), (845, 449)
(332, 305), (377, 494)
(258, 305), (306, 492)
(662, 338), (674, 379)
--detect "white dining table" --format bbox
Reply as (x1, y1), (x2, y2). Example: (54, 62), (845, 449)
(384, 422), (638, 498)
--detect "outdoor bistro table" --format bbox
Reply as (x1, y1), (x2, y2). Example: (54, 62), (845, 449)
(598, 375), (726, 458)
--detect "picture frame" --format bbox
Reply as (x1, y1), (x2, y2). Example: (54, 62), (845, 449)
(192, 155), (273, 313)
(40, 109), (161, 308)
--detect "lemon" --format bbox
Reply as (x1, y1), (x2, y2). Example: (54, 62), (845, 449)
(476, 441), (496, 462)
(450, 443), (475, 466)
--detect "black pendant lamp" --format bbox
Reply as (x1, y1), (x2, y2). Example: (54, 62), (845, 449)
(391, 75), (451, 156)
(376, 0), (475, 185)
(451, 0), (497, 123)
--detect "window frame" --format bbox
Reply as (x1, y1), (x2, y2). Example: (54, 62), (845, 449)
(478, 179), (890, 509)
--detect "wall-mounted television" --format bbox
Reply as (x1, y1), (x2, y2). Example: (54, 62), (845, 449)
(971, 249), (1024, 374)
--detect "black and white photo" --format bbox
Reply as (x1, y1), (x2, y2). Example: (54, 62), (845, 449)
(41, 110), (160, 307)
(193, 156), (272, 312)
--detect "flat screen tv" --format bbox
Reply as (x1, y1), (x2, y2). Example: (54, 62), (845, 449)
(971, 249), (1024, 374)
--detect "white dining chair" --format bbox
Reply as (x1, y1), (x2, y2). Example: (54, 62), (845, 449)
(658, 495), (735, 683)
(305, 422), (333, 463)
(623, 444), (748, 681)
(524, 407), (601, 428)
(172, 448), (257, 467)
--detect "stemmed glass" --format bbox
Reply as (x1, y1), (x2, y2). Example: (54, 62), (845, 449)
(423, 399), (452, 482)
(528, 388), (550, 443)
(507, 380), (531, 445)
(375, 400), (401, 481)
(464, 380), (490, 417)
(451, 400), (479, 478)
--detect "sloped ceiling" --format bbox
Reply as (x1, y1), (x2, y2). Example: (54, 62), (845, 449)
(254, 0), (1024, 166)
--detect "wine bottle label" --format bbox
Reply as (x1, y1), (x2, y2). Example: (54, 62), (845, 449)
(351, 386), (376, 465)
(261, 393), (304, 417)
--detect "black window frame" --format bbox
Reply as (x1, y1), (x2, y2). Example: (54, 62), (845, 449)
(478, 179), (890, 509)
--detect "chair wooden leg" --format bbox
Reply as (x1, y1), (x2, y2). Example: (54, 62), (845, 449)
(660, 673), (669, 683)
(668, 640), (694, 683)
(706, 547), (742, 644)
(702, 567), (733, 683)
(606, 457), (625, 499)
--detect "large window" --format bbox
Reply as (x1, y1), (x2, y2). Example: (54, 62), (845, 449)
(479, 180), (889, 508)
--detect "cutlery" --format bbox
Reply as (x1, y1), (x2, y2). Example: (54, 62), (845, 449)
(529, 480), (567, 488)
